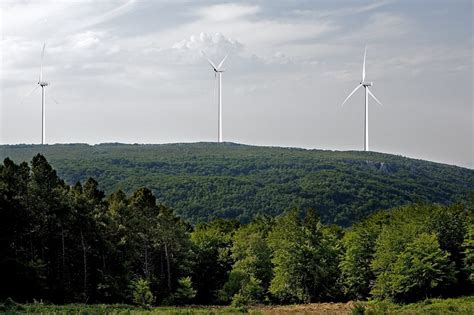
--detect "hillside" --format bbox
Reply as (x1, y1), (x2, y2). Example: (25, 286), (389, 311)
(0, 142), (472, 225)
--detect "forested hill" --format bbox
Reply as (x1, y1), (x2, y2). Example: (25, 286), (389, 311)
(1, 142), (472, 226)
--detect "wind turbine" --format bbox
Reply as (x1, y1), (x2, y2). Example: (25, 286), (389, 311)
(38, 43), (50, 145)
(342, 47), (383, 152)
(21, 43), (56, 144)
(23, 43), (51, 144)
(204, 52), (228, 143)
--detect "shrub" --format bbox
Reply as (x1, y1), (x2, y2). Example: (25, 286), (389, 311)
(173, 277), (197, 305)
(129, 278), (154, 306)
(351, 302), (366, 315)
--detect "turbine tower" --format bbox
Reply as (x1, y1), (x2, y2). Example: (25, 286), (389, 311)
(38, 43), (49, 145)
(342, 47), (383, 151)
(204, 53), (228, 143)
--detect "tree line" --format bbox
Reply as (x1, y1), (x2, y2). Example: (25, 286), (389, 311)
(0, 154), (472, 306)
(2, 143), (472, 227)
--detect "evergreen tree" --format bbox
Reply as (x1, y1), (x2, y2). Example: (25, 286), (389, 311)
(154, 205), (193, 303)
(0, 158), (31, 301)
(173, 276), (197, 305)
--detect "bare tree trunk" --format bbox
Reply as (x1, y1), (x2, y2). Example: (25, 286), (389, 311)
(144, 243), (149, 278)
(80, 229), (87, 301)
(29, 236), (34, 260)
(61, 227), (66, 281)
(102, 253), (106, 274)
(160, 250), (164, 279)
(164, 242), (171, 290)
(41, 238), (45, 261)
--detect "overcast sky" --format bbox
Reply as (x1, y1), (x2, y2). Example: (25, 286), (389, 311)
(0, 0), (472, 168)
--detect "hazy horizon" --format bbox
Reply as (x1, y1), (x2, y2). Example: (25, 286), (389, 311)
(1, 0), (472, 168)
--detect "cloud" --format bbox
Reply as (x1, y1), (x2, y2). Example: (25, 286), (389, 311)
(293, 0), (393, 19)
(154, 11), (335, 59)
(195, 3), (260, 21)
(381, 44), (473, 76)
(341, 12), (410, 43)
(172, 32), (243, 61)
(71, 31), (104, 49)
(77, 0), (137, 30)
(0, 0), (137, 39)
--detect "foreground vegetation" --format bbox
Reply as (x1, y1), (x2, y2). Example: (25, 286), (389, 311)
(357, 296), (474, 314)
(1, 143), (472, 226)
(1, 296), (473, 314)
(1, 154), (472, 309)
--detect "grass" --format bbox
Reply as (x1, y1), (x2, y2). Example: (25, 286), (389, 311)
(0, 302), (253, 315)
(0, 297), (473, 314)
(357, 296), (474, 315)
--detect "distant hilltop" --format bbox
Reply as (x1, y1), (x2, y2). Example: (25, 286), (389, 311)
(1, 142), (473, 226)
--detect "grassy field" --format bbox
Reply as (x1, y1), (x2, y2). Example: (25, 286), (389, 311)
(358, 296), (474, 314)
(1, 297), (473, 314)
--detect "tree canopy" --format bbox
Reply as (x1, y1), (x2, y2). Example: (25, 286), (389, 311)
(1, 143), (472, 226)
(0, 155), (472, 306)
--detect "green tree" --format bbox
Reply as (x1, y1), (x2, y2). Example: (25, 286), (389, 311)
(462, 223), (474, 284)
(428, 204), (470, 295)
(340, 211), (390, 299)
(0, 158), (31, 301)
(190, 219), (239, 304)
(154, 205), (193, 302)
(268, 209), (307, 303)
(268, 209), (340, 303)
(372, 233), (456, 301)
(128, 188), (158, 281)
(221, 216), (273, 305)
(130, 278), (154, 306)
(28, 154), (73, 302)
(173, 276), (197, 305)
(231, 276), (264, 307)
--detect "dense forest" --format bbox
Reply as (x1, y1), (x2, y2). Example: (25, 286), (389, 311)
(0, 155), (473, 307)
(1, 143), (472, 226)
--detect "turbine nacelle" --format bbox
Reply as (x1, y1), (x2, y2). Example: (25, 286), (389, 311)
(38, 81), (49, 87)
(202, 51), (228, 73)
(362, 81), (373, 87)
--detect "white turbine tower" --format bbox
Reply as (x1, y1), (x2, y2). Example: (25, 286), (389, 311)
(204, 53), (228, 143)
(38, 43), (49, 145)
(342, 47), (383, 151)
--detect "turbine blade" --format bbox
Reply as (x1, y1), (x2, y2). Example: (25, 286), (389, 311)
(217, 54), (228, 70)
(201, 50), (217, 70)
(367, 88), (382, 106)
(51, 96), (59, 105)
(40, 43), (46, 82)
(206, 57), (217, 71)
(213, 72), (217, 97)
(20, 85), (40, 104)
(49, 86), (60, 104)
(342, 84), (362, 106)
(362, 47), (366, 82)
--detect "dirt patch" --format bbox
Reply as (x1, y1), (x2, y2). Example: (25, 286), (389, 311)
(251, 302), (354, 314)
